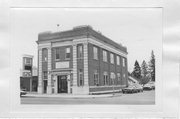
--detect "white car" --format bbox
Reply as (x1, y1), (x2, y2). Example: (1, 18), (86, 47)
(143, 83), (152, 90)
(20, 89), (27, 97)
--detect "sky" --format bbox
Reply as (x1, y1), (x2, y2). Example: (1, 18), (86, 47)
(11, 8), (162, 72)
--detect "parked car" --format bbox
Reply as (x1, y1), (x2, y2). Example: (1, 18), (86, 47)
(122, 85), (137, 94)
(134, 84), (143, 92)
(20, 89), (27, 97)
(143, 83), (152, 90)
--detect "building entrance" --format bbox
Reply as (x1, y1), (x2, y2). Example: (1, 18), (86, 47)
(43, 80), (47, 93)
(57, 75), (68, 93)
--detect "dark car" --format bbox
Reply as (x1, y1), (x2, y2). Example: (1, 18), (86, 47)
(20, 89), (27, 97)
(135, 84), (143, 92)
(122, 85), (136, 94)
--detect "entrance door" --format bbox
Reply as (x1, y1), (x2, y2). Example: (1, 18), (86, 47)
(43, 80), (47, 93)
(58, 75), (68, 93)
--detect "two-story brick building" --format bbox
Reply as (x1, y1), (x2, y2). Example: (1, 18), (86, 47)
(37, 25), (128, 95)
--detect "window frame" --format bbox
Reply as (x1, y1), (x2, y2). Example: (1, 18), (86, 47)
(117, 73), (121, 81)
(103, 50), (108, 62)
(25, 58), (32, 65)
(110, 53), (114, 64)
(42, 48), (48, 62)
(94, 70), (99, 86)
(77, 45), (83, 59)
(55, 48), (60, 60)
(93, 46), (98, 60)
(43, 71), (48, 80)
(103, 72), (108, 85)
(110, 72), (116, 85)
(65, 47), (71, 59)
(123, 58), (126, 67)
(117, 55), (120, 65)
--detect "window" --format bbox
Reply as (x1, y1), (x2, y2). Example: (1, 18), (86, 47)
(94, 70), (99, 86)
(93, 46), (98, 60)
(77, 45), (83, 58)
(123, 74), (126, 78)
(66, 47), (71, 59)
(103, 72), (108, 85)
(103, 50), (107, 62)
(25, 58), (32, 65)
(43, 71), (48, 80)
(123, 58), (126, 67)
(55, 48), (60, 60)
(79, 69), (83, 86)
(110, 72), (115, 85)
(117, 73), (121, 81)
(110, 53), (114, 64)
(42, 48), (48, 62)
(117, 56), (120, 65)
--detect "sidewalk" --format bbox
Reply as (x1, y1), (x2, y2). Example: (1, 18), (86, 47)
(24, 93), (122, 99)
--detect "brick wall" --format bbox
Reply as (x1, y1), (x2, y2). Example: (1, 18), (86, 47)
(88, 43), (128, 91)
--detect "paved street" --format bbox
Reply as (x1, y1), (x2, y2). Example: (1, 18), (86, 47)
(21, 90), (155, 105)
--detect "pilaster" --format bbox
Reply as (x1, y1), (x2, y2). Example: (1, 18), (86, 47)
(38, 48), (43, 94)
(72, 43), (77, 87)
(47, 47), (52, 94)
(83, 42), (89, 86)
(54, 75), (58, 94)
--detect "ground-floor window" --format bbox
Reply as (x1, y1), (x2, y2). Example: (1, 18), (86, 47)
(94, 70), (99, 86)
(103, 72), (108, 85)
(110, 72), (116, 85)
(117, 73), (121, 84)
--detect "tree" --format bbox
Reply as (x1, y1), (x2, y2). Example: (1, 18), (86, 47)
(140, 60), (150, 85)
(131, 60), (141, 81)
(141, 60), (148, 77)
(148, 50), (155, 81)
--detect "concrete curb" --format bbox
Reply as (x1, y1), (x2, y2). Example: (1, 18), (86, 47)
(22, 94), (122, 99)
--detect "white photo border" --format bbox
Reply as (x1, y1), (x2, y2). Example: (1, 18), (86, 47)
(5, 0), (179, 118)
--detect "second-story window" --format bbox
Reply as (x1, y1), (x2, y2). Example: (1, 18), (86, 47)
(55, 48), (60, 60)
(93, 46), (98, 60)
(103, 50), (107, 62)
(43, 71), (48, 80)
(110, 53), (114, 64)
(42, 48), (48, 62)
(25, 58), (32, 65)
(123, 58), (126, 67)
(117, 56), (120, 65)
(77, 45), (83, 58)
(65, 47), (70, 59)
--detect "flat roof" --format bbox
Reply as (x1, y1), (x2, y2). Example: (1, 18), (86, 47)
(38, 25), (127, 53)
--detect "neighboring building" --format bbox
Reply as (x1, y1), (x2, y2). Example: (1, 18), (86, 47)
(20, 55), (38, 92)
(37, 25), (128, 94)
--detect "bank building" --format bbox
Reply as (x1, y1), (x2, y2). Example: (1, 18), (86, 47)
(37, 25), (128, 95)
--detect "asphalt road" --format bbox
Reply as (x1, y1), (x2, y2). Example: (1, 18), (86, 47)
(21, 90), (155, 105)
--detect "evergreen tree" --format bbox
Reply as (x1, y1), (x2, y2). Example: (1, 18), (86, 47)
(132, 60), (141, 81)
(141, 60), (150, 85)
(141, 60), (148, 77)
(148, 50), (155, 81)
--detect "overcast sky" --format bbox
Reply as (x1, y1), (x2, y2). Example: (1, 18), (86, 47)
(11, 8), (162, 72)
